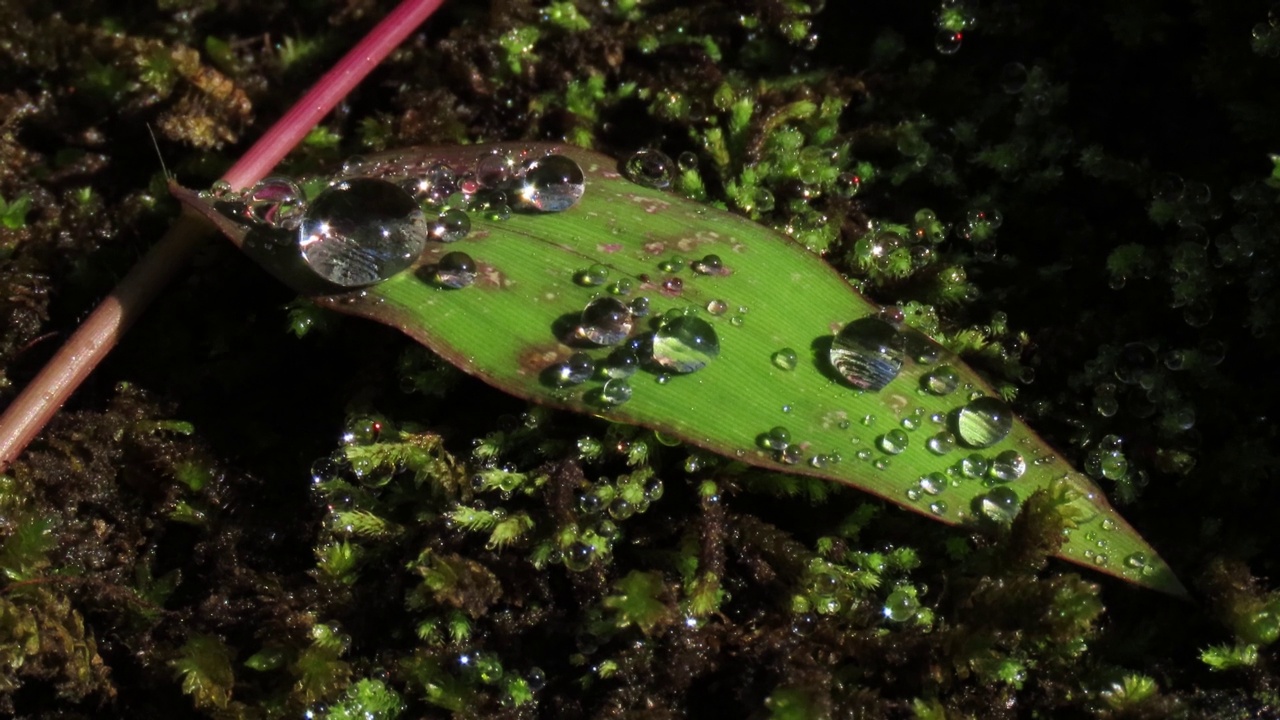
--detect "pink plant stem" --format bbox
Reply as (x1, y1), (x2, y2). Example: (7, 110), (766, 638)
(0, 0), (447, 472)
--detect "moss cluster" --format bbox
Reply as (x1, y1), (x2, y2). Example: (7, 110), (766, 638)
(2, 0), (1280, 717)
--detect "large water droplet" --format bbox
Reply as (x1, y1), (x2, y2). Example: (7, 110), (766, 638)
(652, 316), (719, 373)
(622, 148), (675, 189)
(516, 154), (585, 212)
(829, 317), (906, 391)
(244, 176), (306, 229)
(476, 152), (518, 188)
(579, 297), (634, 346)
(989, 450), (1026, 482)
(434, 251), (477, 289)
(955, 396), (1014, 448)
(297, 178), (427, 287)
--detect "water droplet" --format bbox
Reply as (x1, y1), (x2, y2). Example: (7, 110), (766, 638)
(607, 278), (634, 296)
(918, 472), (946, 495)
(629, 296), (651, 317)
(622, 148), (675, 189)
(773, 348), (799, 371)
(960, 453), (988, 478)
(563, 540), (596, 571)
(433, 251), (477, 289)
(429, 208), (471, 242)
(658, 257), (685, 273)
(935, 30), (962, 54)
(598, 379), (633, 406)
(652, 316), (719, 373)
(922, 365), (960, 395)
(677, 151), (698, 172)
(780, 446), (803, 464)
(829, 317), (906, 391)
(980, 486), (1020, 524)
(551, 353), (594, 387)
(575, 264), (610, 286)
(1124, 552), (1148, 570)
(516, 154), (585, 212)
(691, 254), (724, 275)
(297, 178), (428, 287)
(835, 172), (861, 198)
(955, 396), (1014, 448)
(928, 501), (948, 516)
(760, 426), (791, 450)
(882, 588), (919, 622)
(476, 152), (517, 188)
(244, 176), (306, 229)
(926, 431), (956, 455)
(661, 277), (684, 294)
(878, 429), (909, 455)
(906, 488), (922, 501)
(706, 299), (728, 315)
(989, 450), (1026, 482)
(579, 297), (634, 346)
(602, 348), (640, 378)
(873, 458), (890, 471)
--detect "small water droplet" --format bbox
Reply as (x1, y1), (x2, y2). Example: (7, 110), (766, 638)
(989, 450), (1026, 482)
(433, 251), (477, 289)
(979, 486), (1020, 524)
(298, 178), (428, 287)
(834, 172), (861, 198)
(629, 296), (651, 317)
(960, 453), (988, 478)
(935, 30), (962, 54)
(551, 353), (594, 387)
(244, 176), (306, 229)
(918, 472), (946, 496)
(677, 151), (698, 172)
(608, 278), (634, 296)
(429, 208), (471, 242)
(691, 254), (724, 275)
(706, 299), (728, 315)
(658, 257), (685, 273)
(928, 501), (948, 516)
(661, 276), (684, 294)
(579, 297), (634, 345)
(575, 264), (610, 286)
(878, 429), (909, 455)
(516, 154), (585, 212)
(882, 588), (919, 622)
(760, 426), (792, 451)
(1124, 552), (1148, 570)
(622, 148), (675, 189)
(922, 365), (960, 395)
(955, 396), (1014, 448)
(781, 446), (803, 464)
(652, 316), (719, 373)
(598, 379), (633, 406)
(829, 316), (906, 391)
(926, 431), (956, 455)
(602, 347), (640, 378)
(476, 151), (518, 188)
(772, 348), (799, 371)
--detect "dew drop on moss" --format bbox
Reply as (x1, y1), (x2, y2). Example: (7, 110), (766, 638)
(955, 396), (1014, 448)
(516, 154), (585, 212)
(652, 316), (719, 373)
(579, 297), (634, 345)
(922, 365), (960, 395)
(878, 429), (909, 455)
(882, 588), (919, 622)
(434, 251), (477, 289)
(622, 148), (675, 189)
(989, 450), (1027, 482)
(298, 178), (427, 287)
(563, 541), (596, 571)
(830, 316), (906, 391)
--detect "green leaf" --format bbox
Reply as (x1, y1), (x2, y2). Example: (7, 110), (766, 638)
(175, 143), (1183, 595)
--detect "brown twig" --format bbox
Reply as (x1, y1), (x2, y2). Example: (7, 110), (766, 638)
(0, 0), (448, 472)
